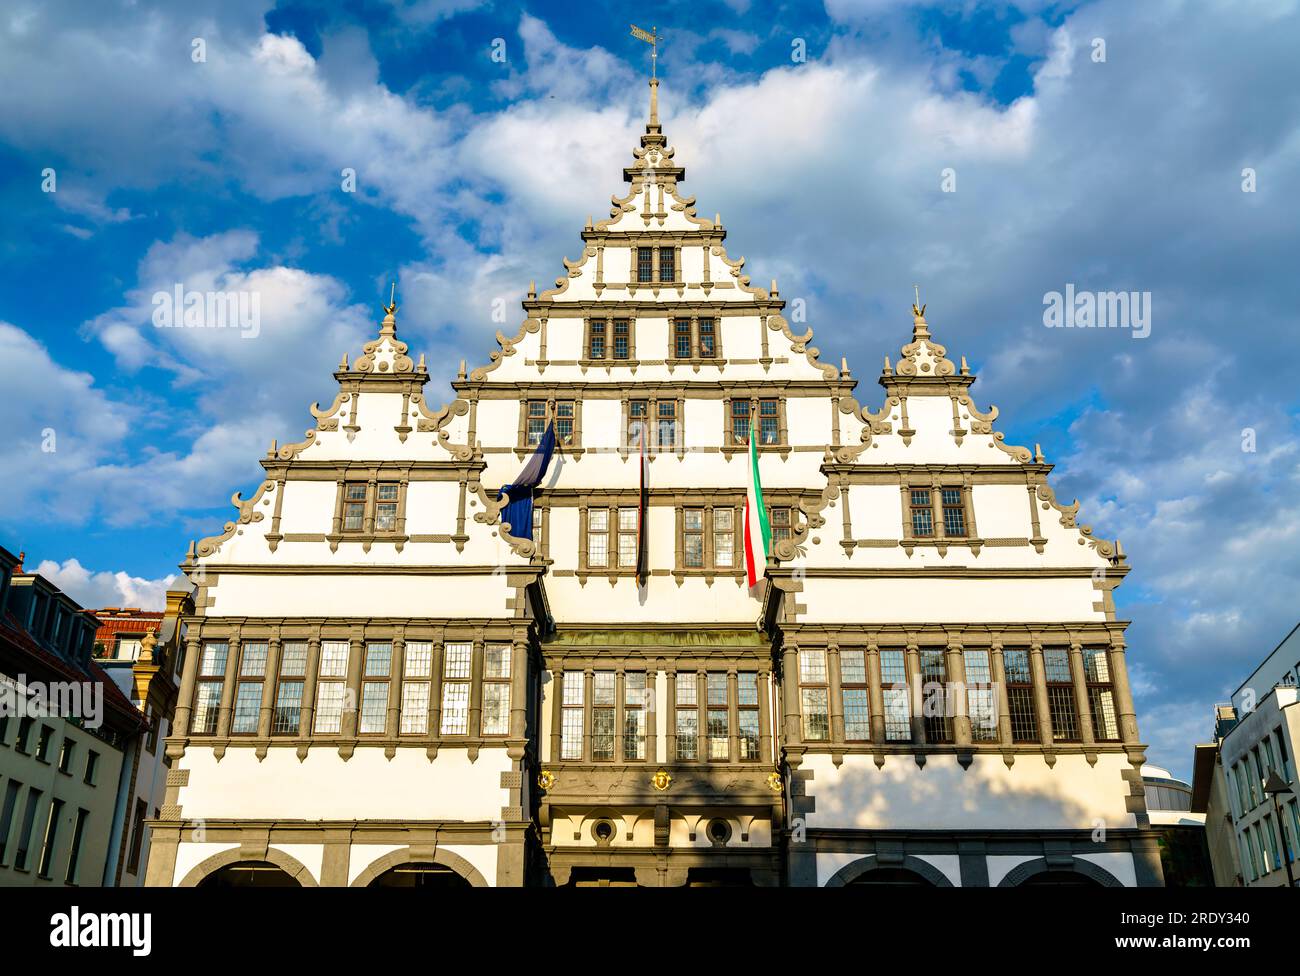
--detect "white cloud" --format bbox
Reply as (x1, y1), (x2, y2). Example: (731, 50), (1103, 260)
(32, 557), (176, 612)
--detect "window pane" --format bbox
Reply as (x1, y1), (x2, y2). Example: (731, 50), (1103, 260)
(400, 682), (429, 734)
(200, 643), (228, 677)
(658, 246), (674, 282)
(231, 682), (262, 733)
(624, 707), (647, 759)
(443, 642), (471, 679)
(593, 671), (616, 706)
(675, 710), (697, 760)
(799, 649), (827, 684)
(739, 710), (760, 759)
(440, 682), (469, 735)
(592, 706), (615, 760)
(313, 682), (346, 734)
(239, 642), (268, 677)
(801, 688), (829, 741)
(319, 640), (350, 678)
(404, 641), (432, 678)
(737, 672), (758, 706)
(482, 684), (510, 735)
(840, 649), (866, 684)
(359, 682), (388, 733)
(365, 642), (392, 677)
(280, 642), (307, 677)
(698, 319), (715, 357)
(708, 708), (729, 759)
(273, 680), (304, 734)
(637, 247), (653, 282)
(707, 672), (727, 706)
(676, 672), (697, 705)
(344, 502), (364, 530)
(562, 672), (584, 706)
(193, 683), (222, 734)
(684, 534), (703, 568)
(561, 707), (584, 760)
(844, 689), (871, 740)
(485, 644), (511, 679)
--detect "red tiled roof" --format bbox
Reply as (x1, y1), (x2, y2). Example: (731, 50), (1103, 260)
(93, 612), (164, 645)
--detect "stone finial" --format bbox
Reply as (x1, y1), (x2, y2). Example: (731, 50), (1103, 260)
(458, 359), (467, 380)
(960, 355), (970, 375)
(417, 352), (426, 372)
(528, 280), (537, 300)
(884, 354), (893, 374)
(339, 352), (349, 370)
(841, 356), (851, 378)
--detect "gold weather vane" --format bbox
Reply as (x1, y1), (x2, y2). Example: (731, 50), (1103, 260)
(913, 283), (925, 318)
(631, 24), (659, 79)
(384, 281), (398, 317)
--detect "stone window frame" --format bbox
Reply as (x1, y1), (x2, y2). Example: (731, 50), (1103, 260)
(578, 499), (644, 578)
(673, 499), (744, 582)
(898, 476), (980, 555)
(719, 392), (789, 459)
(581, 316), (638, 368)
(329, 470), (410, 553)
(516, 395), (585, 457)
(551, 666), (658, 765)
(628, 242), (683, 290)
(668, 313), (724, 364)
(619, 393), (685, 460)
(177, 623), (528, 759)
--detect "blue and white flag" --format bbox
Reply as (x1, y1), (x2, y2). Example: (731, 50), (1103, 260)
(498, 421), (556, 542)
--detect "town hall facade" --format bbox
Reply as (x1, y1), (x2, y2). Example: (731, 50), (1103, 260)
(145, 81), (1162, 888)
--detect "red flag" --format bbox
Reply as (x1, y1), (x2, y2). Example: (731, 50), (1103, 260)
(636, 423), (649, 586)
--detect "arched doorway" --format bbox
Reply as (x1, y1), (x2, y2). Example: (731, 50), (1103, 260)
(196, 861), (301, 888)
(367, 862), (474, 888)
(1018, 870), (1103, 887)
(846, 867), (935, 886)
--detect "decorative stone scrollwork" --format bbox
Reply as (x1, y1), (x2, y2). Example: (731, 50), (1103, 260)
(195, 481), (275, 558)
(1035, 484), (1118, 558)
(469, 317), (542, 381)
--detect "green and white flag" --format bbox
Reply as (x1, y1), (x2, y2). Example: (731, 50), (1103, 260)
(743, 420), (771, 588)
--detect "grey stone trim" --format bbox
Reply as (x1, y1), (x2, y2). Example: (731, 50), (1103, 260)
(178, 845), (320, 887)
(997, 855), (1124, 887)
(349, 845), (490, 887)
(824, 854), (955, 887)
(958, 840), (989, 886)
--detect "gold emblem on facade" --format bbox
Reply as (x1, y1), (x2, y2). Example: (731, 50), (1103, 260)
(767, 772), (783, 793)
(537, 770), (555, 790)
(651, 769), (672, 792)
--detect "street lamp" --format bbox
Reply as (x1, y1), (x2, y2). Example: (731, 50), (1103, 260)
(1262, 770), (1296, 888)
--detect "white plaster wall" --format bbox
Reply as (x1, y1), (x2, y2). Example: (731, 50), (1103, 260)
(177, 747), (513, 821)
(205, 573), (515, 619)
(442, 842), (500, 887)
(798, 576), (1104, 624)
(1078, 851), (1137, 887)
(172, 842), (240, 886)
(347, 843), (403, 885)
(802, 753), (1136, 831)
(986, 854), (1036, 887)
(914, 852), (962, 886)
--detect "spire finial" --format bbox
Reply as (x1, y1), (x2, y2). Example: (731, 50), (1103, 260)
(912, 284), (925, 320)
(384, 281), (398, 317)
(631, 25), (660, 124)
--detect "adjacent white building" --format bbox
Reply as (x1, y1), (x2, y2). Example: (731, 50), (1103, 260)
(149, 81), (1162, 887)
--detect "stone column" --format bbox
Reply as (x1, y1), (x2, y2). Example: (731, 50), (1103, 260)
(866, 643), (885, 744)
(757, 668), (772, 764)
(1069, 642), (1095, 746)
(509, 640), (528, 757)
(300, 635), (321, 737)
(1029, 641), (1053, 747)
(257, 635), (282, 739)
(727, 669), (739, 763)
(948, 640), (970, 747)
(1108, 636), (1141, 746)
(781, 643), (801, 757)
(215, 635), (240, 739)
(990, 642), (1012, 746)
(904, 643), (923, 744)
(548, 669), (563, 762)
(615, 668), (627, 762)
(827, 644), (844, 747)
(469, 638), (485, 739)
(341, 634), (364, 741)
(387, 637), (406, 739)
(173, 637), (201, 738)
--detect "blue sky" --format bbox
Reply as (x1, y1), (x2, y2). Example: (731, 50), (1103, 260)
(2, 0), (1298, 776)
